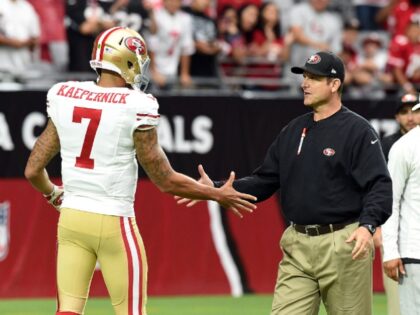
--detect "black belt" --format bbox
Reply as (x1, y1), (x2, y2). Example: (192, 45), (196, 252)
(292, 222), (353, 236)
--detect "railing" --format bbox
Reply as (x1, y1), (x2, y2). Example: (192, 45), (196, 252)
(0, 61), (409, 100)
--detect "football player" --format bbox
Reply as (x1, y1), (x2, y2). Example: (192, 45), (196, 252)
(24, 27), (256, 315)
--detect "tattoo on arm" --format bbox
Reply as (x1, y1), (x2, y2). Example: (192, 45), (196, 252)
(134, 128), (174, 187)
(27, 119), (60, 172)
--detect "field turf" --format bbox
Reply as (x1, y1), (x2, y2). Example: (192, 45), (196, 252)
(0, 294), (387, 315)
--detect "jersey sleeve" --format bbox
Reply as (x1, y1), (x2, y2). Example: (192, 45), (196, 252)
(132, 93), (160, 133)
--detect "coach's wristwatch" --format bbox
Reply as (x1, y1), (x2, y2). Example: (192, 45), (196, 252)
(360, 224), (376, 236)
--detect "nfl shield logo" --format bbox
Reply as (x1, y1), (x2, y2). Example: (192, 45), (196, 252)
(0, 201), (10, 261)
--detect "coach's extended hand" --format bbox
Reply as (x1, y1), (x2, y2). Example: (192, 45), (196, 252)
(176, 164), (256, 218)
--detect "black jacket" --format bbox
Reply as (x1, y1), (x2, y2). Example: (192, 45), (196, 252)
(218, 106), (392, 226)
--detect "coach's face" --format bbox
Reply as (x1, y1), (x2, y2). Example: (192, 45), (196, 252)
(301, 72), (337, 108)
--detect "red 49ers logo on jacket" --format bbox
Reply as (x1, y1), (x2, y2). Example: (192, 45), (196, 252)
(323, 148), (336, 157)
(125, 37), (146, 55)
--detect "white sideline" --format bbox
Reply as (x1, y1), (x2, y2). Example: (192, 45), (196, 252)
(207, 200), (243, 297)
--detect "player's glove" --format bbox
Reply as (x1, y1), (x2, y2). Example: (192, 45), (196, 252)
(43, 185), (64, 211)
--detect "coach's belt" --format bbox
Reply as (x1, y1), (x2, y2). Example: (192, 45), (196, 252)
(292, 222), (351, 236)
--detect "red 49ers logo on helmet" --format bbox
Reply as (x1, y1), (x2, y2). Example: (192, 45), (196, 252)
(307, 54), (321, 64)
(125, 37), (146, 54)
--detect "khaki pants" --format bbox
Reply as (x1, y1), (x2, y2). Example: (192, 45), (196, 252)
(57, 208), (148, 315)
(271, 223), (373, 315)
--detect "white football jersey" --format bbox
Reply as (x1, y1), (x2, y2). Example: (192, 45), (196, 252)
(47, 81), (160, 217)
(148, 8), (195, 77)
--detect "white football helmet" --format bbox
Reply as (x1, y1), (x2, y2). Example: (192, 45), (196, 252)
(90, 27), (150, 91)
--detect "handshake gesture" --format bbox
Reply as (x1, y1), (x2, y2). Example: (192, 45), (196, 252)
(176, 165), (257, 218)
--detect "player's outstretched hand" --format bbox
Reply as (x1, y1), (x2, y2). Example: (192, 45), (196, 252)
(43, 185), (64, 212)
(217, 171), (257, 218)
(176, 164), (214, 207)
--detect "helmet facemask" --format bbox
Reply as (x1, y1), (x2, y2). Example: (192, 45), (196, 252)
(132, 52), (150, 91)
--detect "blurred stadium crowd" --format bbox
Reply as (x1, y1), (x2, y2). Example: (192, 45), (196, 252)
(2, 0), (420, 96)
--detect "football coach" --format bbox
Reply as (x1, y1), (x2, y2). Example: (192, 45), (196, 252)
(179, 51), (392, 315)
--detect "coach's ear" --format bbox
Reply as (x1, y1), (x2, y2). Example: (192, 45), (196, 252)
(330, 78), (341, 93)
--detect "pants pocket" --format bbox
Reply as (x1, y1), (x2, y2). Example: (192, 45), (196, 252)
(280, 226), (295, 256)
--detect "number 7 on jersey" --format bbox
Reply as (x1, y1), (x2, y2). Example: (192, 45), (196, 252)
(72, 106), (103, 169)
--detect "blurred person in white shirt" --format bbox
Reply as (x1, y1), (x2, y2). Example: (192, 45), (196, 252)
(148, 0), (195, 89)
(382, 102), (420, 315)
(0, 0), (40, 76)
(351, 33), (393, 91)
(288, 0), (342, 76)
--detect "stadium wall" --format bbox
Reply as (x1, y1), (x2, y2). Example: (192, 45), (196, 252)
(0, 92), (397, 298)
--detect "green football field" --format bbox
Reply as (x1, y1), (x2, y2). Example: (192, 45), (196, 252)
(0, 294), (387, 315)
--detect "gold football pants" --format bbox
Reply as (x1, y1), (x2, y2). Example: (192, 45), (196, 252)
(56, 208), (148, 315)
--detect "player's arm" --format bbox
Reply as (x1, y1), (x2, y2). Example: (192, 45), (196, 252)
(134, 127), (257, 215)
(24, 119), (60, 195)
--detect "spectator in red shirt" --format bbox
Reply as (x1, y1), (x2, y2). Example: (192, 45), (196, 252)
(236, 2), (293, 89)
(387, 13), (420, 93)
(218, 5), (239, 47)
(28, 0), (67, 71)
(250, 2), (293, 62)
(229, 3), (259, 64)
(377, 0), (420, 38)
